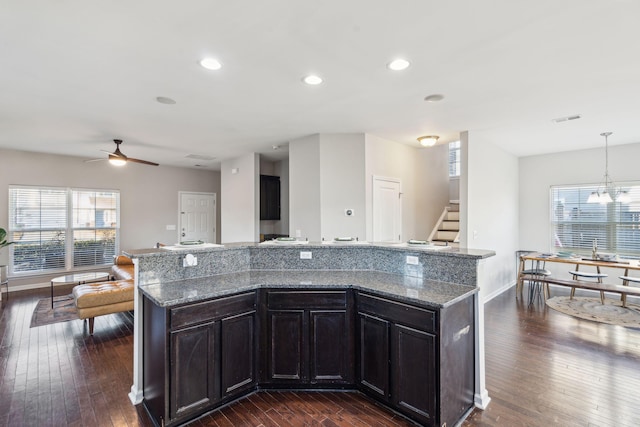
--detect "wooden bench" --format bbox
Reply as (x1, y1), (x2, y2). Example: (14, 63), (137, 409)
(535, 276), (640, 307)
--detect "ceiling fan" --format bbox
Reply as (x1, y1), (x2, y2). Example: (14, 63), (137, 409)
(86, 139), (159, 166)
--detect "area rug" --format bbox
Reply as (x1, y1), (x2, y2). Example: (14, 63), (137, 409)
(546, 296), (640, 328)
(30, 294), (79, 328)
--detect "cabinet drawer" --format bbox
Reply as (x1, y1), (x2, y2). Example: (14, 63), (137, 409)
(357, 293), (436, 333)
(267, 290), (346, 309)
(171, 292), (256, 330)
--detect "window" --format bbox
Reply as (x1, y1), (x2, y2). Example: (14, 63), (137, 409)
(8, 186), (119, 275)
(449, 140), (461, 177)
(551, 183), (640, 257)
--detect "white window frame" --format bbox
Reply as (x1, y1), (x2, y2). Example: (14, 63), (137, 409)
(550, 183), (640, 257)
(8, 185), (120, 276)
(448, 141), (461, 178)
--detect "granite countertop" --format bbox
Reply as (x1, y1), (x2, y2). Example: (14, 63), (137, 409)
(125, 241), (495, 260)
(138, 269), (478, 310)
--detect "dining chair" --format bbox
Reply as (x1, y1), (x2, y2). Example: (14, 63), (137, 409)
(517, 250), (551, 304)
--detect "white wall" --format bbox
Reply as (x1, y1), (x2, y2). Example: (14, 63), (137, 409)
(0, 148), (220, 286)
(519, 141), (640, 279)
(289, 135), (322, 240)
(221, 153), (260, 243)
(364, 134), (449, 241)
(319, 134), (366, 240)
(274, 159), (289, 235)
(465, 132), (519, 300)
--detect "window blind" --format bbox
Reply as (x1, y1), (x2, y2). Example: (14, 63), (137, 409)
(72, 190), (118, 267)
(551, 183), (640, 256)
(8, 186), (119, 275)
(449, 141), (461, 177)
(9, 187), (67, 272)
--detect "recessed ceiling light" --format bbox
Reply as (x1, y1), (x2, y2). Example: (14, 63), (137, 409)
(424, 94), (444, 102)
(156, 96), (176, 104)
(387, 59), (410, 71)
(200, 57), (222, 70)
(302, 75), (323, 85)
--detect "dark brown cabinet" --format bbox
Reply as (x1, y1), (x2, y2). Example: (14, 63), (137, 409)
(357, 313), (390, 400)
(170, 322), (218, 419)
(143, 292), (257, 427)
(261, 290), (354, 386)
(260, 174), (280, 220)
(357, 293), (437, 425)
(143, 286), (474, 427)
(391, 323), (437, 425)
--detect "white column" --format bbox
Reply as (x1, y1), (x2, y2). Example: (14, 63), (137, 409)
(128, 258), (144, 404)
(474, 259), (491, 409)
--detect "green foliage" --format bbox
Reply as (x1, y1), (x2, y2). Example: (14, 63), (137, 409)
(0, 227), (13, 249)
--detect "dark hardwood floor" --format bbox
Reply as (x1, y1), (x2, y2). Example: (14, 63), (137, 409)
(1, 283), (639, 426)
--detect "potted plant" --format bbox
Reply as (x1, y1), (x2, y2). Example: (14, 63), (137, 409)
(0, 227), (13, 284)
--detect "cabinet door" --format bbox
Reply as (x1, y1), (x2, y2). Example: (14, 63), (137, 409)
(268, 310), (306, 381)
(310, 310), (352, 384)
(170, 322), (218, 420)
(260, 174), (280, 220)
(221, 310), (256, 398)
(391, 323), (437, 426)
(357, 313), (390, 400)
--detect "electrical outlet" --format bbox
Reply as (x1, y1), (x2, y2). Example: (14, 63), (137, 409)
(183, 254), (197, 267)
(300, 251), (312, 259)
(406, 255), (419, 265)
(166, 224), (176, 231)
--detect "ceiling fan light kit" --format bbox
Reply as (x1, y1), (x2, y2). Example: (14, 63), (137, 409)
(87, 139), (159, 167)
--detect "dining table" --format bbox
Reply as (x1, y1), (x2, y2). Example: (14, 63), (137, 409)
(516, 252), (640, 299)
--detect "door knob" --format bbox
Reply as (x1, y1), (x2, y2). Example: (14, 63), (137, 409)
(181, 232), (186, 237)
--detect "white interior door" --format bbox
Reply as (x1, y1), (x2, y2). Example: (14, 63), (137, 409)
(373, 177), (402, 242)
(179, 192), (216, 243)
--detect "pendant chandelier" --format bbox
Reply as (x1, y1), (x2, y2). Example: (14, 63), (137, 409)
(586, 132), (631, 204)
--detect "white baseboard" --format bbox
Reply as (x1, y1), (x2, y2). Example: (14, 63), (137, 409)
(5, 281), (50, 292)
(482, 280), (516, 303)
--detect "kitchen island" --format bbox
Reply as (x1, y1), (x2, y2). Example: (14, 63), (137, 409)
(126, 243), (494, 427)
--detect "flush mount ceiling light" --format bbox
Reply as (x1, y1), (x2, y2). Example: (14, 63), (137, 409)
(200, 57), (222, 70)
(417, 135), (439, 147)
(587, 132), (630, 204)
(424, 94), (445, 102)
(387, 59), (410, 71)
(302, 75), (323, 85)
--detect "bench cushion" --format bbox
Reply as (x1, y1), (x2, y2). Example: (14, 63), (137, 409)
(73, 280), (134, 308)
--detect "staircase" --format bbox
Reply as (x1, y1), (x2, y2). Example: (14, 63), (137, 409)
(428, 206), (460, 247)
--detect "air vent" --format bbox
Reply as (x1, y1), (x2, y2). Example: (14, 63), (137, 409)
(185, 154), (216, 161)
(552, 114), (581, 123)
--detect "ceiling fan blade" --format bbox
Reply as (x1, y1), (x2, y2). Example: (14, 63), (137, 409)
(127, 157), (159, 166)
(84, 158), (106, 163)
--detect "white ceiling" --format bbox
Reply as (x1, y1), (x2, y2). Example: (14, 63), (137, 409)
(2, 0), (640, 169)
